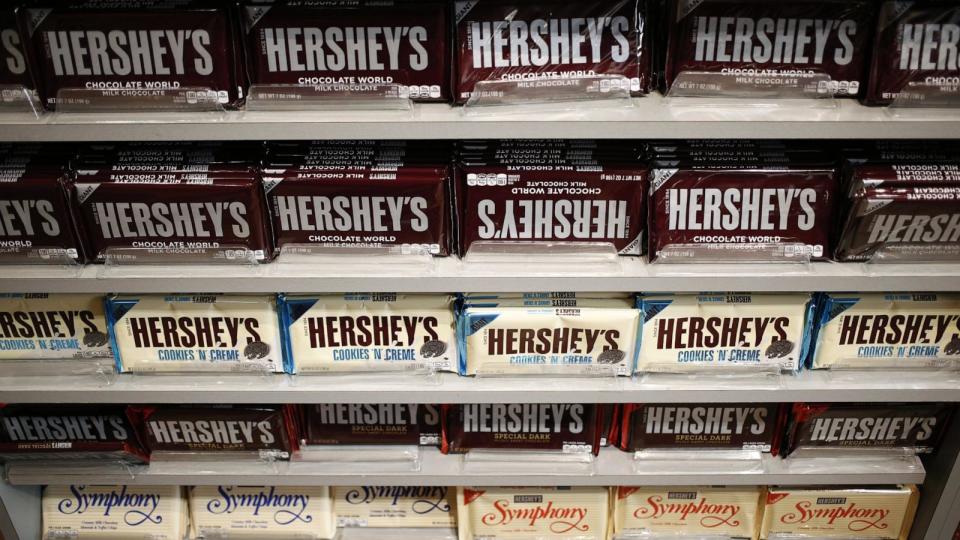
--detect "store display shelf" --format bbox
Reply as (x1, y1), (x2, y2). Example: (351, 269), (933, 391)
(2, 448), (926, 487)
(2, 96), (959, 141)
(3, 260), (960, 293)
(0, 370), (956, 404)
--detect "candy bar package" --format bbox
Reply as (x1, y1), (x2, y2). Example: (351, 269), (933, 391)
(620, 403), (784, 453)
(20, 4), (242, 110)
(263, 166), (453, 256)
(0, 404), (149, 463)
(0, 8), (34, 94)
(845, 164), (960, 198)
(70, 175), (273, 263)
(441, 403), (601, 455)
(458, 164), (647, 256)
(301, 403), (425, 446)
(134, 405), (298, 458)
(613, 486), (763, 539)
(280, 293), (456, 374)
(812, 293), (960, 369)
(0, 293), (111, 360)
(835, 186), (960, 262)
(241, 0), (450, 102)
(189, 486), (336, 539)
(647, 168), (838, 262)
(43, 485), (187, 540)
(457, 486), (611, 540)
(106, 294), (284, 373)
(0, 174), (84, 263)
(601, 404), (620, 447)
(760, 485), (919, 540)
(457, 301), (641, 376)
(866, 2), (960, 105)
(785, 402), (952, 455)
(334, 486), (456, 528)
(665, 0), (876, 97)
(637, 293), (814, 373)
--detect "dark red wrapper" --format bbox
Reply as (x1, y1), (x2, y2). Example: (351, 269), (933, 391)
(440, 403), (601, 455)
(301, 403), (424, 446)
(648, 168), (838, 261)
(241, 0), (450, 102)
(619, 403), (784, 454)
(0, 174), (84, 263)
(69, 176), (273, 263)
(665, 0), (876, 97)
(601, 403), (620, 447)
(1, 8), (33, 91)
(0, 404), (149, 464)
(454, 0), (651, 104)
(458, 164), (647, 255)
(133, 405), (297, 456)
(786, 402), (953, 455)
(22, 6), (241, 109)
(264, 166), (451, 257)
(866, 2), (960, 105)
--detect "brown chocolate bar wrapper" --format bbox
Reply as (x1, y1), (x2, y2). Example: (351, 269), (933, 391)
(134, 405), (297, 456)
(620, 403), (784, 454)
(441, 403), (601, 455)
(0, 174), (84, 262)
(302, 403), (424, 446)
(0, 8), (33, 91)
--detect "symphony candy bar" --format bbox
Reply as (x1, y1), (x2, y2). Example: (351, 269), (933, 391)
(280, 293), (456, 373)
(0, 404), (149, 463)
(334, 486), (456, 528)
(0, 293), (111, 360)
(441, 403), (601, 455)
(20, 5), (243, 109)
(241, 0), (449, 102)
(70, 175), (273, 263)
(866, 2), (960, 105)
(613, 486), (763, 539)
(812, 293), (960, 369)
(647, 168), (838, 262)
(0, 174), (83, 263)
(189, 486), (336, 539)
(619, 403), (784, 453)
(457, 486), (611, 540)
(106, 294), (284, 373)
(637, 293), (814, 373)
(301, 403), (425, 446)
(785, 402), (952, 455)
(43, 485), (187, 540)
(760, 485), (919, 539)
(665, 0), (876, 97)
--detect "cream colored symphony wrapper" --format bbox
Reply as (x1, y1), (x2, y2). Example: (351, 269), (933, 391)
(334, 486), (456, 528)
(282, 294), (456, 373)
(457, 486), (611, 540)
(189, 486), (335, 539)
(613, 486), (762, 540)
(760, 486), (919, 540)
(0, 293), (111, 360)
(108, 294), (283, 373)
(459, 305), (640, 376)
(638, 293), (812, 373)
(42, 485), (186, 540)
(813, 293), (960, 369)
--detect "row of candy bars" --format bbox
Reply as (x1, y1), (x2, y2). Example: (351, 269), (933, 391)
(1, 402), (952, 463)
(39, 483), (921, 540)
(2, 0), (958, 107)
(4, 139), (960, 264)
(3, 291), (959, 375)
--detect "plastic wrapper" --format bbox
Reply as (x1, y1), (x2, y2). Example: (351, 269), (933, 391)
(0, 8), (35, 94)
(844, 164), (960, 198)
(301, 403), (425, 445)
(106, 294), (284, 373)
(613, 486), (763, 539)
(619, 403), (784, 454)
(334, 486), (456, 528)
(456, 486), (611, 539)
(189, 485), (336, 539)
(0, 293), (111, 360)
(441, 403), (601, 455)
(0, 174), (83, 263)
(42, 485), (187, 540)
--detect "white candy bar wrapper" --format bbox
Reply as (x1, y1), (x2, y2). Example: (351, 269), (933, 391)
(189, 486), (335, 539)
(334, 486), (456, 528)
(42, 485), (187, 540)
(0, 293), (111, 360)
(613, 486), (762, 539)
(457, 486), (610, 540)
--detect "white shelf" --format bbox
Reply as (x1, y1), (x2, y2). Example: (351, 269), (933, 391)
(0, 370), (956, 404)
(2, 96), (959, 141)
(2, 448), (926, 486)
(3, 260), (960, 293)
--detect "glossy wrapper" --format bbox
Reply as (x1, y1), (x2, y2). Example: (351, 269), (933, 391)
(441, 403), (601, 455)
(135, 405), (297, 457)
(620, 403), (784, 453)
(301, 403), (424, 446)
(0, 175), (83, 263)
(43, 485), (187, 540)
(613, 486), (763, 539)
(0, 293), (111, 360)
(456, 486), (611, 540)
(334, 486), (456, 528)
(189, 485), (336, 539)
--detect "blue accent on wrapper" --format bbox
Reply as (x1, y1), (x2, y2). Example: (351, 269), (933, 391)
(456, 310), (501, 376)
(808, 293), (860, 369)
(635, 296), (674, 374)
(796, 293), (817, 373)
(105, 295), (139, 373)
(277, 295), (320, 375)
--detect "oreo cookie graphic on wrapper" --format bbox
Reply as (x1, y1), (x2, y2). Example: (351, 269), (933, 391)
(244, 341), (271, 360)
(598, 349), (626, 364)
(946, 336), (960, 356)
(420, 340), (448, 358)
(83, 331), (110, 348)
(765, 340), (794, 359)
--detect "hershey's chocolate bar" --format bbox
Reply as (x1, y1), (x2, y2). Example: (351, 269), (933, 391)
(0, 9), (32, 91)
(135, 405), (297, 456)
(620, 403), (783, 453)
(0, 175), (83, 263)
(302, 403), (424, 446)
(846, 164), (960, 198)
(441, 403), (600, 454)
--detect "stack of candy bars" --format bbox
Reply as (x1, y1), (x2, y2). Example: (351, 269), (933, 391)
(3, 1), (959, 107)
(38, 482), (922, 539)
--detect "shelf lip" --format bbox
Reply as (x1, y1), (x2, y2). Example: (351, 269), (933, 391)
(2, 261), (960, 293)
(3, 448), (926, 487)
(2, 97), (959, 140)
(0, 370), (956, 404)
